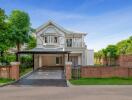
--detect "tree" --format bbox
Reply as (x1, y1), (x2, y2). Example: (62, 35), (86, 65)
(116, 36), (132, 55)
(94, 50), (104, 65)
(0, 8), (10, 56)
(94, 36), (132, 66)
(116, 40), (128, 55)
(9, 10), (30, 51)
(27, 35), (36, 49)
(0, 8), (14, 64)
(94, 52), (98, 64)
(126, 36), (132, 54)
(101, 49), (108, 65)
(105, 45), (117, 66)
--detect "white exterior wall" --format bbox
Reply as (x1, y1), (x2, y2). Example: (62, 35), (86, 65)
(86, 50), (94, 65)
(34, 21), (94, 67)
(78, 55), (81, 65)
(36, 36), (43, 48)
(81, 50), (85, 66)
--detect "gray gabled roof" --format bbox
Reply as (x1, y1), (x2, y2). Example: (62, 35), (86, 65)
(36, 20), (87, 35)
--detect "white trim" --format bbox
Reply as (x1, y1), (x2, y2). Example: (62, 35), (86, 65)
(36, 20), (87, 35)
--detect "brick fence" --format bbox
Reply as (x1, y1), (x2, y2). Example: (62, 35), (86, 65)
(0, 62), (20, 80)
(102, 54), (132, 67)
(119, 55), (132, 67)
(81, 66), (132, 78)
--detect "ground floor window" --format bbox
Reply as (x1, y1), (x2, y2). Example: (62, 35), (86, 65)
(56, 57), (62, 64)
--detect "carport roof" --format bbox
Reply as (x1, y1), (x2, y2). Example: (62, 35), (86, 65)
(17, 48), (71, 54)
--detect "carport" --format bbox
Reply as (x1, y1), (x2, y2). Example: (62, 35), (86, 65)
(14, 50), (71, 86)
(16, 50), (71, 70)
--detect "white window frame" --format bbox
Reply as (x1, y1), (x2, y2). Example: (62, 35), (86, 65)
(66, 38), (72, 47)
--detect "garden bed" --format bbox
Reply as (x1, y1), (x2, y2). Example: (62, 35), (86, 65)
(70, 77), (132, 85)
(20, 67), (33, 77)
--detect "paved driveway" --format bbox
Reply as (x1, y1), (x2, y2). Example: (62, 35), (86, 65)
(12, 67), (67, 87)
(1, 86), (132, 100)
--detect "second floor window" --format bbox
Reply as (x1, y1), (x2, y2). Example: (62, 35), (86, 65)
(66, 39), (72, 47)
(43, 35), (59, 44)
(44, 36), (48, 43)
(54, 37), (58, 43)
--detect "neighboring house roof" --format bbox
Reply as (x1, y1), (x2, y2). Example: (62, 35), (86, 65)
(36, 20), (87, 35)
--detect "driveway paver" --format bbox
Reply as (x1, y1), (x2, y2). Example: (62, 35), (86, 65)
(12, 67), (67, 87)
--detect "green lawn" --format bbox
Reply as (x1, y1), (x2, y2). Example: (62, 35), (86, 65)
(20, 67), (33, 77)
(70, 77), (132, 85)
(0, 78), (14, 85)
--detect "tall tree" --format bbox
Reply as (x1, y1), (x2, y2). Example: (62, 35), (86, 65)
(27, 35), (36, 49)
(9, 10), (30, 51)
(116, 36), (132, 55)
(0, 8), (10, 57)
(102, 49), (108, 65)
(126, 36), (132, 54)
(105, 45), (117, 66)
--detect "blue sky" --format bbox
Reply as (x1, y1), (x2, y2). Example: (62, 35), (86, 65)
(0, 0), (132, 51)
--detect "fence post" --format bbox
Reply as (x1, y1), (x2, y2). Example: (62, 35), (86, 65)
(65, 62), (72, 80)
(10, 62), (20, 80)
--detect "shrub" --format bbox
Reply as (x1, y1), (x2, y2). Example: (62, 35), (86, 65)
(0, 54), (16, 66)
(5, 54), (16, 62)
(20, 55), (33, 68)
(19, 55), (33, 74)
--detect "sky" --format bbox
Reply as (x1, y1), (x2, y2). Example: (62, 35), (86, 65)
(0, 0), (132, 51)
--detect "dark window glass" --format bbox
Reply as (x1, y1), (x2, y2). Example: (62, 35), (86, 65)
(54, 37), (58, 43)
(56, 57), (59, 64)
(67, 39), (72, 47)
(45, 36), (48, 43)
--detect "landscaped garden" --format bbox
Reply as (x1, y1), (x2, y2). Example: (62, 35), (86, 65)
(70, 77), (132, 85)
(19, 55), (33, 77)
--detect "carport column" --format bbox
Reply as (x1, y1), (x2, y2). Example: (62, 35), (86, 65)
(33, 54), (34, 70)
(65, 62), (72, 80)
(39, 55), (42, 67)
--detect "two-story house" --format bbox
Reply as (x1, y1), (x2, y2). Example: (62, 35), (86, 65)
(19, 21), (94, 69)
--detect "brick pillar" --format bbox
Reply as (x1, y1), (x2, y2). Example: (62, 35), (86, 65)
(65, 62), (72, 80)
(0, 66), (10, 78)
(10, 62), (20, 80)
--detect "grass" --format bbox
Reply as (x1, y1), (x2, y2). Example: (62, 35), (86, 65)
(70, 77), (132, 85)
(20, 67), (33, 77)
(0, 78), (14, 85)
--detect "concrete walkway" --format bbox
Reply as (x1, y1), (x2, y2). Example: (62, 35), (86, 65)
(1, 85), (132, 100)
(12, 67), (67, 87)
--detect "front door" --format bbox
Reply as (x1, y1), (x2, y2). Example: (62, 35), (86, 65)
(69, 56), (78, 67)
